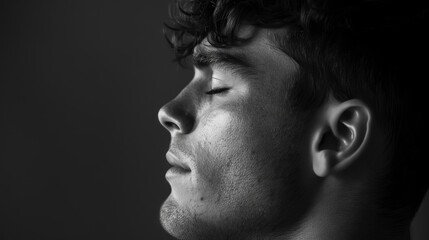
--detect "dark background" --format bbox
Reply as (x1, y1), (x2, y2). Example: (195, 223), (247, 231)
(0, 1), (427, 239)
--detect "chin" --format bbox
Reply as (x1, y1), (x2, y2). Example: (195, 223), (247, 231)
(160, 197), (188, 239)
(159, 195), (237, 240)
(160, 196), (204, 240)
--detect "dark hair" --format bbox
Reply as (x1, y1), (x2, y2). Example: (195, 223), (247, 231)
(164, 0), (429, 221)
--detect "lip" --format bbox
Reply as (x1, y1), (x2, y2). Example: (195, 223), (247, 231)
(165, 151), (191, 178)
(166, 166), (191, 179)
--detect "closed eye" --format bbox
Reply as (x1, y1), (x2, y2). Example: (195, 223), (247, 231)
(205, 87), (230, 95)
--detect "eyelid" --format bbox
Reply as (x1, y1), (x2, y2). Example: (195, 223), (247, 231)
(205, 87), (230, 95)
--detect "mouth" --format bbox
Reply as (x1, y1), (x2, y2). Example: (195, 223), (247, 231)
(165, 151), (191, 178)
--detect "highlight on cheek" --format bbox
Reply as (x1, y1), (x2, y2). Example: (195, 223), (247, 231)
(200, 110), (235, 141)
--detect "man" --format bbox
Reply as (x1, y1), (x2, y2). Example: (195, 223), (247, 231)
(157, 0), (429, 239)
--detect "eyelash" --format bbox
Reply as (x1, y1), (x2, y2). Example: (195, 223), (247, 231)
(205, 87), (230, 95)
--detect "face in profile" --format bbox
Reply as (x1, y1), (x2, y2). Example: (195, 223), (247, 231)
(158, 27), (318, 239)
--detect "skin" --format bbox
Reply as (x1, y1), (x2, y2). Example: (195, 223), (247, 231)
(158, 26), (408, 240)
(158, 27), (320, 239)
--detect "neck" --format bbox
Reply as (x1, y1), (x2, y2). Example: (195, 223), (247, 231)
(270, 177), (410, 240)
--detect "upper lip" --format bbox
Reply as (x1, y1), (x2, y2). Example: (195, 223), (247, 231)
(166, 151), (191, 171)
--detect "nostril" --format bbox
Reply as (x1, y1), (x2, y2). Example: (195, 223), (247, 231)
(164, 121), (180, 130)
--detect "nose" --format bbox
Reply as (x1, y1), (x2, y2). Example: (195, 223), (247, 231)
(158, 96), (195, 135)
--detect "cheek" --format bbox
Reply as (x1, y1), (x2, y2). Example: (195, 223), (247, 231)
(194, 110), (247, 197)
(193, 105), (286, 205)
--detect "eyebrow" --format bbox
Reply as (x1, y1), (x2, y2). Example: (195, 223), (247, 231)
(192, 46), (258, 79)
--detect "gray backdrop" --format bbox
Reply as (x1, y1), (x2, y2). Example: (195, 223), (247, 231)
(0, 1), (427, 239)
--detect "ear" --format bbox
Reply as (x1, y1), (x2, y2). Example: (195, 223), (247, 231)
(311, 96), (372, 177)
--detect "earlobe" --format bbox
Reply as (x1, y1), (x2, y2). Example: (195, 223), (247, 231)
(311, 97), (371, 177)
(311, 127), (337, 177)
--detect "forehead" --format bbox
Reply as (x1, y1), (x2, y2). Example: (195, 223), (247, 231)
(197, 27), (274, 58)
(194, 27), (297, 76)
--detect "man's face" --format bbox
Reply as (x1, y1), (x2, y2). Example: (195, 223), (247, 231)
(158, 27), (317, 239)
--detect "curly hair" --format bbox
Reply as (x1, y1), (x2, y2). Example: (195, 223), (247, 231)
(164, 0), (429, 222)
(165, 0), (428, 61)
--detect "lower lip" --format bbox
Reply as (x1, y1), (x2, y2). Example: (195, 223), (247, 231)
(166, 166), (191, 178)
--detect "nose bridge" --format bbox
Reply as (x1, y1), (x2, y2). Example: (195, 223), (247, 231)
(158, 88), (196, 135)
